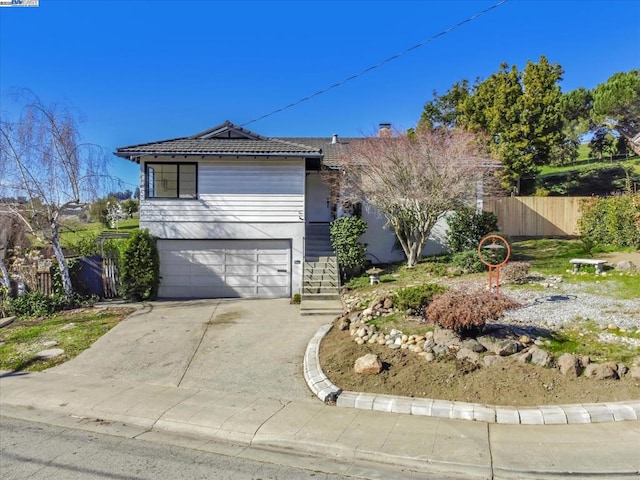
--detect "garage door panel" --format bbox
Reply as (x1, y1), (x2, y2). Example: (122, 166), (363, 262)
(225, 275), (259, 287)
(225, 265), (257, 275)
(258, 252), (288, 263)
(190, 275), (227, 287)
(257, 264), (287, 274)
(158, 239), (290, 299)
(258, 275), (288, 286)
(190, 264), (225, 276)
(192, 252), (226, 264)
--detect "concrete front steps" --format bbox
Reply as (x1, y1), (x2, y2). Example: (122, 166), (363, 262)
(301, 224), (342, 316)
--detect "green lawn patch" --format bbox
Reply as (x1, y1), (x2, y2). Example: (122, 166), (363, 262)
(0, 308), (134, 372)
(59, 218), (139, 247)
(543, 319), (640, 364)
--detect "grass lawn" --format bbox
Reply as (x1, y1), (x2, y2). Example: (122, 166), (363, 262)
(59, 218), (139, 247)
(345, 239), (640, 300)
(0, 307), (134, 372)
(538, 156), (640, 176)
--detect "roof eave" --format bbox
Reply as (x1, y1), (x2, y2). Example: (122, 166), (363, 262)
(114, 151), (323, 161)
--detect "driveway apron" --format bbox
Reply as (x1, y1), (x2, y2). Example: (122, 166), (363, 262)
(52, 299), (329, 402)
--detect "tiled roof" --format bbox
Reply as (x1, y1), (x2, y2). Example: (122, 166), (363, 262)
(276, 137), (362, 167)
(115, 122), (500, 169)
(115, 138), (322, 158)
(115, 121), (322, 161)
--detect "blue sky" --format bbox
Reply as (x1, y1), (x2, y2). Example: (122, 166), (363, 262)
(1, 0), (638, 191)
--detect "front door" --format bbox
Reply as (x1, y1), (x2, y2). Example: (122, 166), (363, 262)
(305, 172), (332, 223)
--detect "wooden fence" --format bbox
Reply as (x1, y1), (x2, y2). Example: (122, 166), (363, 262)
(483, 197), (590, 237)
(29, 255), (120, 299)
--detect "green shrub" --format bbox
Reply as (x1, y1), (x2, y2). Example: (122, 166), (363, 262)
(330, 216), (367, 279)
(578, 193), (640, 249)
(445, 207), (499, 253)
(120, 229), (160, 301)
(8, 291), (68, 317)
(290, 293), (301, 304)
(425, 290), (521, 335)
(67, 233), (100, 256)
(393, 283), (447, 315)
(450, 250), (485, 273)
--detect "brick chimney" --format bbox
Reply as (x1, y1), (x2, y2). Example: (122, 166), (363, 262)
(378, 123), (392, 137)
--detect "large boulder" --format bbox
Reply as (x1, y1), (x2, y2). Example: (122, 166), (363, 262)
(614, 260), (637, 272)
(354, 354), (383, 375)
(529, 346), (554, 367)
(456, 347), (480, 364)
(477, 335), (519, 356)
(584, 363), (618, 380)
(433, 326), (462, 347)
(557, 353), (581, 377)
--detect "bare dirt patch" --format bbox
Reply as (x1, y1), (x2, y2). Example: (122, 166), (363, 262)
(319, 320), (640, 406)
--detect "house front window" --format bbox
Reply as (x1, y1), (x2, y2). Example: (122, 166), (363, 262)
(146, 163), (197, 199)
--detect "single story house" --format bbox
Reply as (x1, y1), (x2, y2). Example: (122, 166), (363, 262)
(115, 121), (483, 299)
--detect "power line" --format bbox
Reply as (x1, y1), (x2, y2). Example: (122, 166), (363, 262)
(241, 0), (509, 127)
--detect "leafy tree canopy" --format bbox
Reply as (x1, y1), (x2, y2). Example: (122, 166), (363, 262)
(591, 69), (640, 155)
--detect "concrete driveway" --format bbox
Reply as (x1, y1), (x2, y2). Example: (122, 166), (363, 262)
(52, 299), (330, 402)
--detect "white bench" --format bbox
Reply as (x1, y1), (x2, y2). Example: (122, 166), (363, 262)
(570, 258), (607, 274)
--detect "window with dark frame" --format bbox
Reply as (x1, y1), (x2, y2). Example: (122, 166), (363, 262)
(146, 163), (197, 199)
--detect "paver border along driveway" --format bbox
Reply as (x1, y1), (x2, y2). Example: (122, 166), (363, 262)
(52, 299), (329, 402)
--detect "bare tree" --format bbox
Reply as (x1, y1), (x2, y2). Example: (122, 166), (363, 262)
(0, 91), (111, 301)
(334, 129), (487, 267)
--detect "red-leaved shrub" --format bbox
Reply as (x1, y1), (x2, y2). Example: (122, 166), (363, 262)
(425, 289), (521, 334)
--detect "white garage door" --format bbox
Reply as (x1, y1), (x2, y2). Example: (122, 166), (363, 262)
(157, 239), (291, 299)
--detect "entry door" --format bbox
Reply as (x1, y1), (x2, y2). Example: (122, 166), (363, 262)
(305, 172), (332, 222)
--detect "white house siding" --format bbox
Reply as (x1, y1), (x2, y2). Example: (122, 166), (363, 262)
(360, 207), (449, 264)
(138, 156), (306, 298)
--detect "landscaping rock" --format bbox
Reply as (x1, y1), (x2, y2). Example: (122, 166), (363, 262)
(456, 347), (480, 364)
(519, 335), (532, 345)
(558, 353), (581, 377)
(41, 340), (58, 348)
(462, 338), (485, 353)
(614, 260), (637, 272)
(36, 348), (64, 359)
(354, 354), (383, 375)
(337, 317), (351, 331)
(584, 363), (618, 380)
(617, 364), (629, 377)
(529, 346), (554, 367)
(477, 335), (519, 356)
(432, 344), (448, 356)
(516, 351), (532, 363)
(433, 327), (462, 347)
(630, 366), (640, 379)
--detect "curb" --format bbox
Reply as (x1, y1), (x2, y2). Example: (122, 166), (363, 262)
(304, 323), (640, 425)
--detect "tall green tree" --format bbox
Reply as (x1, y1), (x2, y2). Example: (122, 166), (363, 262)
(418, 56), (565, 193)
(463, 57), (564, 192)
(591, 69), (640, 155)
(419, 79), (471, 130)
(554, 87), (593, 165)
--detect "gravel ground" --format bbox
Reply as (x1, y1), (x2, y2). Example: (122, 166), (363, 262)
(500, 280), (640, 332)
